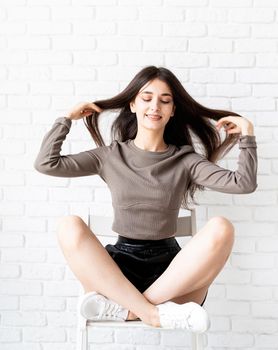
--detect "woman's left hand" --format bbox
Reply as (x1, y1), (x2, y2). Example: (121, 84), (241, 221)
(216, 116), (254, 136)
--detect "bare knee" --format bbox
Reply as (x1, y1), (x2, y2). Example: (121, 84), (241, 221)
(57, 215), (88, 249)
(207, 216), (235, 248)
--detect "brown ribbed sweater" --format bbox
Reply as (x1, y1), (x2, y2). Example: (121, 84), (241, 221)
(34, 117), (258, 240)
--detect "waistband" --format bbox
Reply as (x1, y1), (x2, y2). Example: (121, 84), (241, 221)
(116, 235), (177, 247)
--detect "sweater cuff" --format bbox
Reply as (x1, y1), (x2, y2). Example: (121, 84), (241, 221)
(54, 116), (72, 129)
(238, 135), (257, 149)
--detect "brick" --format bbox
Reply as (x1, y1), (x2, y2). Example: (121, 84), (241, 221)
(232, 97), (275, 111)
(2, 312), (46, 326)
(9, 95), (50, 109)
(186, 8), (227, 22)
(254, 207), (278, 221)
(165, 53), (208, 68)
(0, 264), (20, 278)
(210, 53), (254, 67)
(161, 330), (191, 346)
(28, 52), (71, 64)
(237, 69), (278, 83)
(207, 83), (251, 97)
(4, 187), (47, 201)
(116, 328), (160, 345)
(30, 81), (73, 95)
(233, 238), (256, 253)
(209, 316), (230, 332)
(0, 327), (21, 342)
(0, 202), (24, 215)
(25, 202), (68, 217)
(49, 187), (92, 201)
(229, 8), (274, 22)
(190, 38), (232, 53)
(0, 235), (24, 248)
(191, 68), (234, 83)
(0, 296), (19, 310)
(256, 335), (278, 348)
(208, 333), (254, 347)
(144, 38), (188, 52)
(256, 112), (278, 126)
(210, 0), (252, 5)
(9, 66), (50, 81)
(2, 248), (46, 263)
(84, 327), (113, 343)
(0, 82), (28, 94)
(258, 143), (278, 158)
(21, 296), (65, 311)
(253, 271), (278, 285)
(208, 206), (252, 221)
(8, 36), (50, 50)
(7, 6), (50, 20)
(252, 302), (278, 318)
(119, 22), (161, 36)
(47, 312), (76, 326)
(233, 191), (276, 206)
(256, 237), (278, 253)
(96, 6), (138, 20)
(25, 233), (56, 248)
(232, 254), (274, 269)
(44, 281), (79, 296)
(0, 172), (24, 186)
(214, 268), (251, 284)
(43, 344), (75, 350)
(258, 175), (278, 189)
(23, 327), (66, 342)
(21, 264), (64, 280)
(0, 23), (26, 36)
(227, 285), (272, 300)
(206, 300), (250, 315)
(0, 344), (40, 350)
(51, 6), (94, 19)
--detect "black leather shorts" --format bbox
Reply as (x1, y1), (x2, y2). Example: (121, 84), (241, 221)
(105, 235), (207, 306)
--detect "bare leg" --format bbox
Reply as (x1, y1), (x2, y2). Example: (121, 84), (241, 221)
(56, 215), (159, 326)
(142, 216), (235, 306)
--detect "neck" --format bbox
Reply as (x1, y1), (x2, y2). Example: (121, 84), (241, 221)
(133, 134), (168, 152)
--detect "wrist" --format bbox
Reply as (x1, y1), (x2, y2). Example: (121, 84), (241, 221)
(241, 126), (254, 136)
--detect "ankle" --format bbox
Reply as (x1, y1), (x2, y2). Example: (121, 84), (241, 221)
(148, 305), (161, 328)
(127, 311), (139, 321)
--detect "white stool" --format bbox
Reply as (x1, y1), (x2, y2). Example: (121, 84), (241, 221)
(76, 209), (207, 350)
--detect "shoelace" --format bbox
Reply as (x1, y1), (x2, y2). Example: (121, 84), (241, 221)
(98, 299), (123, 320)
(169, 312), (192, 330)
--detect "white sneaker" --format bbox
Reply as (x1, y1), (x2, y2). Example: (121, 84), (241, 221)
(157, 301), (210, 333)
(78, 291), (129, 322)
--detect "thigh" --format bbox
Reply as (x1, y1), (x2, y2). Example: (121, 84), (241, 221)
(170, 286), (209, 306)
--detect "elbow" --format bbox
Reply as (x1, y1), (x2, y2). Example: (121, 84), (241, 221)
(34, 160), (47, 174)
(240, 182), (258, 194)
(34, 159), (54, 175)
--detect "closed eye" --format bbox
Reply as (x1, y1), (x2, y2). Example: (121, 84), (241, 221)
(142, 99), (171, 104)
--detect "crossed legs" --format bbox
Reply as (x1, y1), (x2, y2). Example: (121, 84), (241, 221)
(57, 215), (234, 326)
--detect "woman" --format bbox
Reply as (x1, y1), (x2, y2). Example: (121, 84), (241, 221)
(34, 66), (257, 332)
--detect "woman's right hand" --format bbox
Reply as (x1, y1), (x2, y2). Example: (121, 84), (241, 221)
(65, 102), (103, 120)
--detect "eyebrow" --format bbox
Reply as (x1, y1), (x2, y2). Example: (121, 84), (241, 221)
(141, 91), (173, 97)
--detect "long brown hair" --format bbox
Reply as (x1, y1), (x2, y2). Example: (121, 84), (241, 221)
(83, 65), (242, 209)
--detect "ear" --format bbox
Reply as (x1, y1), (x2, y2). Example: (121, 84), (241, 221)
(130, 101), (136, 113)
(171, 105), (176, 117)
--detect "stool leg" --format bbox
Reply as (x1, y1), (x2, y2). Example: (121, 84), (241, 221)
(191, 333), (204, 350)
(76, 313), (88, 350)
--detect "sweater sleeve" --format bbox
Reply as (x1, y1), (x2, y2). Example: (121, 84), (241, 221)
(184, 135), (258, 194)
(34, 117), (110, 177)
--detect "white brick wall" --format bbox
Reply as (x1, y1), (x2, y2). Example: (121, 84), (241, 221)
(0, 1), (277, 349)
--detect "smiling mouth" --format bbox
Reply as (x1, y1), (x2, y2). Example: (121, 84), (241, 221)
(145, 114), (162, 120)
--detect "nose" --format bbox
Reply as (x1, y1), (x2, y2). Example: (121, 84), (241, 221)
(150, 99), (160, 111)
